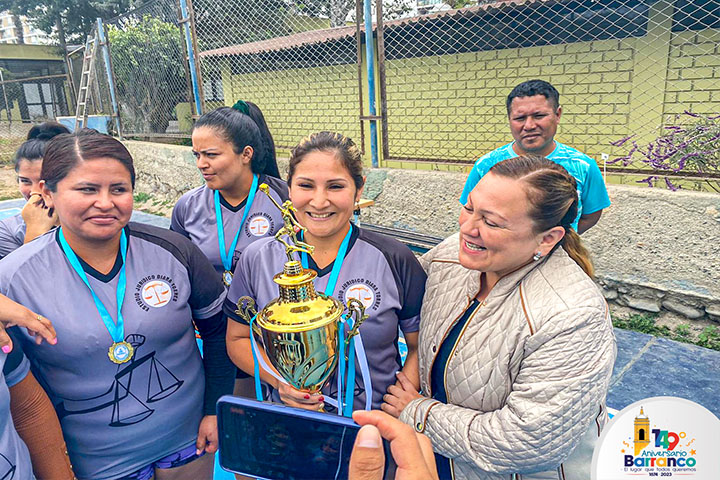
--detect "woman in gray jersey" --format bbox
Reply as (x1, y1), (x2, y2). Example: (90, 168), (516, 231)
(170, 102), (289, 398)
(225, 131), (426, 413)
(0, 122), (70, 260)
(171, 102), (288, 287)
(0, 130), (235, 480)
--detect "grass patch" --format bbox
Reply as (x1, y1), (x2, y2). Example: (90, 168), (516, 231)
(612, 312), (720, 352)
(698, 326), (720, 351)
(134, 192), (151, 203)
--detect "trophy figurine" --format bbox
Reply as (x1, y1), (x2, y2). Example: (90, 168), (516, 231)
(235, 184), (367, 397)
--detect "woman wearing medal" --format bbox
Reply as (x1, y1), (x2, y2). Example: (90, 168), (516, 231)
(0, 130), (235, 480)
(171, 102), (288, 288)
(225, 131), (426, 412)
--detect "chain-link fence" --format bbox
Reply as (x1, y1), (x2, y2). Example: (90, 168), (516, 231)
(0, 67), (72, 164)
(96, 0), (719, 184)
(378, 0), (720, 185)
(105, 0), (194, 137)
(193, 0), (364, 150)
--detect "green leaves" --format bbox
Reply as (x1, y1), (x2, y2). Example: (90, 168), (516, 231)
(107, 14), (186, 133)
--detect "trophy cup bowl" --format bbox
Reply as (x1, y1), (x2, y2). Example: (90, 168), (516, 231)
(257, 261), (344, 393)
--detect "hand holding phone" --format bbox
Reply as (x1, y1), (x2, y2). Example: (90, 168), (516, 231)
(217, 396), (394, 480)
(349, 410), (438, 480)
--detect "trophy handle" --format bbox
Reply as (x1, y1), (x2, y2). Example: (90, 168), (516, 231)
(345, 298), (369, 344)
(235, 296), (262, 336)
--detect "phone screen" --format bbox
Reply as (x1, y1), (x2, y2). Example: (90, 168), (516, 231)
(218, 399), (362, 480)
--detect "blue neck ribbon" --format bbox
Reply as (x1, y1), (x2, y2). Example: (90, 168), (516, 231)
(58, 227), (128, 344)
(214, 174), (259, 273)
(300, 224), (362, 417)
(299, 223), (353, 297)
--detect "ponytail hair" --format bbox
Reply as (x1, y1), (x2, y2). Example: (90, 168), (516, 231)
(562, 229), (593, 277)
(193, 105), (279, 177)
(14, 121), (71, 171)
(489, 155), (594, 277)
(244, 101), (280, 178)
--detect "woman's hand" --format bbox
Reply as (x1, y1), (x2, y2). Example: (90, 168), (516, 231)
(21, 193), (58, 243)
(381, 372), (423, 418)
(196, 415), (219, 455)
(277, 382), (324, 411)
(0, 323), (13, 354)
(0, 295), (57, 347)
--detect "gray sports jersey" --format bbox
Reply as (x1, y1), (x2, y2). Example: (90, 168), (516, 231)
(0, 213), (26, 260)
(224, 227), (426, 410)
(0, 223), (225, 480)
(1, 346), (33, 480)
(171, 175), (289, 277)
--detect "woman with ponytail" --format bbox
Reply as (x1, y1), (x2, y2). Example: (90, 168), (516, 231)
(171, 102), (288, 397)
(384, 155), (616, 480)
(171, 101), (288, 285)
(0, 122), (70, 259)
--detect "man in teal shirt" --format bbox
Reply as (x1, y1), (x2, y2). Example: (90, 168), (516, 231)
(460, 79), (610, 234)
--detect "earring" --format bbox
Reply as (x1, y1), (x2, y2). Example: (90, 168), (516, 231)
(532, 252), (542, 261)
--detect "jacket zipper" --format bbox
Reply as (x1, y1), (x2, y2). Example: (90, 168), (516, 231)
(426, 284), (483, 391)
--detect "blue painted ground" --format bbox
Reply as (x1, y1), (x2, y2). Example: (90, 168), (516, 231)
(2, 199), (719, 478)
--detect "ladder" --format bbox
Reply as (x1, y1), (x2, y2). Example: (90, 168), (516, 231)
(74, 33), (98, 130)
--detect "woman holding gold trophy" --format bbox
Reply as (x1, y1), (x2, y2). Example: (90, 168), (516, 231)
(224, 131), (426, 413)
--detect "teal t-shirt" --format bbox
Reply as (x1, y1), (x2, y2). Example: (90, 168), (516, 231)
(459, 141), (611, 230)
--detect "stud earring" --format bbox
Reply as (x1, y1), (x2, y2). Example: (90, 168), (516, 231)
(532, 252), (542, 261)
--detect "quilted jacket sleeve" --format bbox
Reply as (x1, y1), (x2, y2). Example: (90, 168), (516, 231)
(400, 305), (615, 474)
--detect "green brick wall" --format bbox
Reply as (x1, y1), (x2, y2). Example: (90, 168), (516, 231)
(665, 30), (720, 115)
(383, 38), (637, 164)
(220, 62), (361, 153)
(216, 22), (719, 173)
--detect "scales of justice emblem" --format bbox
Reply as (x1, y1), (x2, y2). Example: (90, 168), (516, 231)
(53, 334), (184, 427)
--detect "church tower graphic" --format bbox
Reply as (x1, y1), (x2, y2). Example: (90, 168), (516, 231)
(634, 407), (650, 455)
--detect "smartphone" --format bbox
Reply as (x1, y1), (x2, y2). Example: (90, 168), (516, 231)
(217, 396), (394, 480)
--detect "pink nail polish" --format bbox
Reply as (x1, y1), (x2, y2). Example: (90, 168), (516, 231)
(1, 345), (10, 354)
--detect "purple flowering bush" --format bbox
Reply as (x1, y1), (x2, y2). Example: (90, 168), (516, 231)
(610, 111), (720, 192)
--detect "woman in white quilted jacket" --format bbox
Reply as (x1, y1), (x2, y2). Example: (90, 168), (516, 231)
(382, 155), (616, 480)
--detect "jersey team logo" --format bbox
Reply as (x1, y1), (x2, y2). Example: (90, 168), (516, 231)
(142, 281), (172, 307)
(245, 212), (274, 237)
(340, 278), (381, 311)
(592, 397), (720, 479)
(135, 275), (179, 311)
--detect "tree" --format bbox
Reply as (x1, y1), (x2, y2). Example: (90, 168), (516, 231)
(347, 0), (414, 22)
(0, 0), (138, 51)
(11, 14), (23, 43)
(108, 15), (187, 133)
(193, 0), (292, 50)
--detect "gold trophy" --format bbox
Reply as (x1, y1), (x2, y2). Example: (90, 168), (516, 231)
(235, 184), (367, 396)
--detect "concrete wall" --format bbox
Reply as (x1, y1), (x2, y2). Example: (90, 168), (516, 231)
(125, 139), (720, 323)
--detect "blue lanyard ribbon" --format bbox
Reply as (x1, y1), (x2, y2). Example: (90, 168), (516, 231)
(58, 227), (128, 344)
(214, 174), (259, 272)
(299, 224), (353, 297)
(300, 224), (368, 417)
